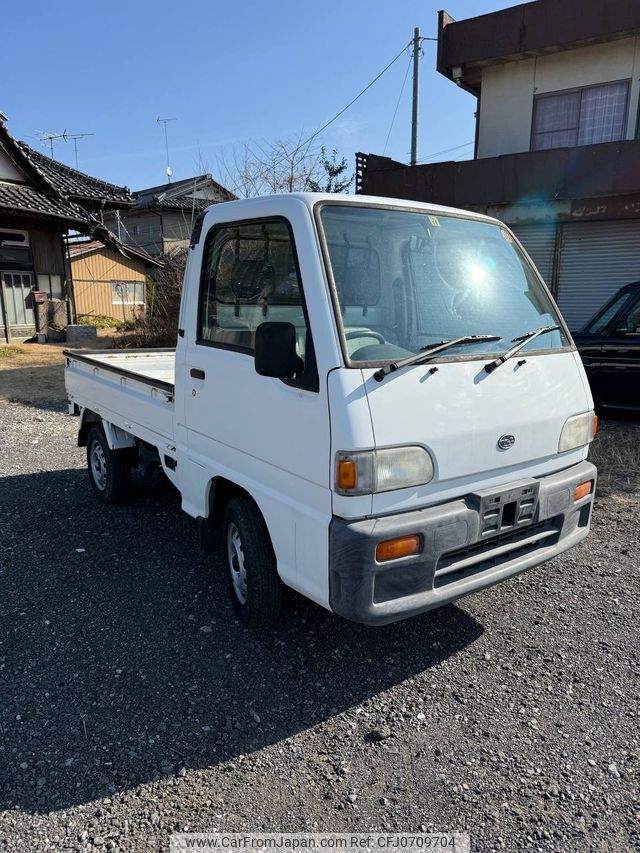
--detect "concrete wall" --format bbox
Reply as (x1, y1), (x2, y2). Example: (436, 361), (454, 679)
(477, 36), (640, 158)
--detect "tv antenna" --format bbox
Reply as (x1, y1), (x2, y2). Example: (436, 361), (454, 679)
(37, 130), (67, 158)
(157, 116), (177, 181)
(37, 130), (95, 167)
(66, 132), (95, 169)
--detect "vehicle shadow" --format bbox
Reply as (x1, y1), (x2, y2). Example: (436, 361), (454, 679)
(0, 467), (483, 814)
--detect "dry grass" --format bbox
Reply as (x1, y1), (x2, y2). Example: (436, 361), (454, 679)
(0, 337), (114, 407)
(0, 343), (69, 406)
(0, 345), (25, 359)
(589, 418), (640, 493)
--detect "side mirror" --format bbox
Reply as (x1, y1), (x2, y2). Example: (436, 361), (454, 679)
(254, 321), (304, 379)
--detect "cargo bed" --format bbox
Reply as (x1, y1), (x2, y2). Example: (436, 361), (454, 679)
(64, 348), (176, 448)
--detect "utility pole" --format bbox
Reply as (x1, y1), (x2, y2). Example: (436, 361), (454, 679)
(410, 26), (421, 166)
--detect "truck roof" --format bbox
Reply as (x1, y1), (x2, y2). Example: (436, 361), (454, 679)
(206, 192), (502, 227)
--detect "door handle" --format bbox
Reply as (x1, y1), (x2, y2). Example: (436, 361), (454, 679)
(190, 368), (205, 380)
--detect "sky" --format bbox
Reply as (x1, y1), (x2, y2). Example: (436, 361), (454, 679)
(3, 0), (517, 193)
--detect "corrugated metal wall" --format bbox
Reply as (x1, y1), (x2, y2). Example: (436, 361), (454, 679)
(510, 224), (557, 289)
(71, 247), (147, 321)
(556, 220), (640, 330)
(73, 280), (143, 321)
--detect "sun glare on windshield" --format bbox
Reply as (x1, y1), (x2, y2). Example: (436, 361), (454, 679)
(318, 204), (568, 366)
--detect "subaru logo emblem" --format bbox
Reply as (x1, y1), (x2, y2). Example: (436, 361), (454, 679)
(497, 434), (516, 450)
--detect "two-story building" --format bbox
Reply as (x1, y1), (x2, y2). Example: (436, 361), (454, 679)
(357, 0), (640, 329)
(108, 174), (235, 257)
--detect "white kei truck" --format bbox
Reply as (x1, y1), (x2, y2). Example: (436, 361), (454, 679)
(65, 194), (598, 627)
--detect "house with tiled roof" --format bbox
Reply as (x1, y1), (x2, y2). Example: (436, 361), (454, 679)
(109, 174), (235, 256)
(0, 114), (134, 341)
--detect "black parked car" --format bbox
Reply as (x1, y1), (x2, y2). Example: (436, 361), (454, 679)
(572, 281), (640, 411)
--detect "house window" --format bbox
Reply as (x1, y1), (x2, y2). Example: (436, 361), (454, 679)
(112, 280), (144, 304)
(532, 80), (629, 151)
(36, 273), (64, 300)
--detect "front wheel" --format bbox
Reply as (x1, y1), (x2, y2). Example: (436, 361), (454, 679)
(223, 498), (283, 627)
(86, 425), (131, 504)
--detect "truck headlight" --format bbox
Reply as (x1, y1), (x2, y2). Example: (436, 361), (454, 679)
(335, 446), (434, 495)
(558, 411), (597, 453)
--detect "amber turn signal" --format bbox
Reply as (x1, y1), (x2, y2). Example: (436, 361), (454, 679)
(592, 414), (599, 438)
(337, 459), (357, 491)
(375, 534), (421, 563)
(574, 481), (592, 501)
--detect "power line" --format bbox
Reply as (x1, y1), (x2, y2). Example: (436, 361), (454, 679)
(417, 141), (474, 162)
(383, 56), (412, 155)
(221, 35), (438, 198)
(298, 42), (412, 150)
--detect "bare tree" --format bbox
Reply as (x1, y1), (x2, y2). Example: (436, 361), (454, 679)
(216, 133), (329, 198)
(120, 249), (186, 348)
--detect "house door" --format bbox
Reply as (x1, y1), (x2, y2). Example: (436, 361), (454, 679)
(1, 271), (35, 338)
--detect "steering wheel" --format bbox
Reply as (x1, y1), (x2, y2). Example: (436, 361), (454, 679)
(345, 329), (386, 344)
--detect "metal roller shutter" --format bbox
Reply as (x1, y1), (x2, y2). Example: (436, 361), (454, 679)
(557, 220), (640, 330)
(510, 224), (557, 288)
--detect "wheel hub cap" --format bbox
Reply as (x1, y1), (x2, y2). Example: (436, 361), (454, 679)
(226, 523), (247, 604)
(90, 442), (108, 491)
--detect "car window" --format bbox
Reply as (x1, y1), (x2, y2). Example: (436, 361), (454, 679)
(199, 220), (309, 359)
(583, 291), (631, 334)
(623, 299), (640, 333)
(318, 205), (568, 364)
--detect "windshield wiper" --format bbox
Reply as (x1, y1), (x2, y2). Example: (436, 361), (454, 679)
(484, 325), (561, 374)
(373, 334), (501, 382)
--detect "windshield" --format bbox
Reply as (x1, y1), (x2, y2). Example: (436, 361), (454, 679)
(318, 204), (569, 365)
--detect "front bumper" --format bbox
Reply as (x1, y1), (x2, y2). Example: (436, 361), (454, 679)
(329, 460), (596, 625)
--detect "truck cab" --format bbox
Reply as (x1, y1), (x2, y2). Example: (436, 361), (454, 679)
(66, 193), (597, 627)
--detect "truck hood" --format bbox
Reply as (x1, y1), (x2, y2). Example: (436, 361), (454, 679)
(363, 350), (593, 516)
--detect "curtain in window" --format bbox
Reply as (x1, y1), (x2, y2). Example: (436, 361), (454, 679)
(577, 81), (628, 145)
(532, 92), (579, 150)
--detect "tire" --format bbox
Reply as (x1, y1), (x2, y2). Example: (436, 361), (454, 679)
(86, 425), (131, 504)
(223, 497), (283, 627)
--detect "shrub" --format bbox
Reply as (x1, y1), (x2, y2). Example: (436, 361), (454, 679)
(77, 314), (121, 330)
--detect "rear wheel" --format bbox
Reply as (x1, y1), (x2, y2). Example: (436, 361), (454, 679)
(223, 497), (282, 627)
(86, 425), (131, 504)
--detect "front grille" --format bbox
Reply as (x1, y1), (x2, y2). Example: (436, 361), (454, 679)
(434, 516), (562, 589)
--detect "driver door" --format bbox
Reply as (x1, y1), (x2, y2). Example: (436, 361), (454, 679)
(181, 215), (331, 597)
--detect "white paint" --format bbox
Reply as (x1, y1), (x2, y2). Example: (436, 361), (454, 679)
(478, 37), (640, 158)
(65, 194), (595, 620)
(0, 145), (26, 182)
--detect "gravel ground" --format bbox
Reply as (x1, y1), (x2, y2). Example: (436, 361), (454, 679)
(0, 400), (638, 853)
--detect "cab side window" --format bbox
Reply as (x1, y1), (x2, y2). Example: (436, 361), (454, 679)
(198, 219), (317, 389)
(624, 300), (640, 333)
